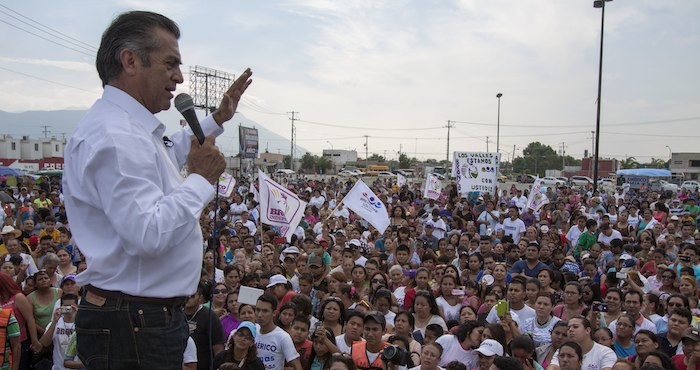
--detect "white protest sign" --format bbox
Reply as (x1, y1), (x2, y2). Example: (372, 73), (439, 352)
(452, 152), (500, 195)
(216, 172), (236, 198)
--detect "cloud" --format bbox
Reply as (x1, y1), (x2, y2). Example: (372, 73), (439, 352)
(0, 57), (93, 72)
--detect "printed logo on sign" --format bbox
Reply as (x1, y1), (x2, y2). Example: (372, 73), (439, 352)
(362, 192), (383, 209)
(264, 180), (303, 224)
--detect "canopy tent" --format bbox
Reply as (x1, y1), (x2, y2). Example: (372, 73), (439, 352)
(616, 168), (671, 177)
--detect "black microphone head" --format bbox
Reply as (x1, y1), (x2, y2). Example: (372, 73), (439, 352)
(174, 93), (195, 113)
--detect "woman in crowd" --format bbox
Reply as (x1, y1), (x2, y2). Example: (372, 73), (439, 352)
(307, 326), (340, 370)
(56, 247), (76, 276)
(363, 272), (389, 305)
(592, 327), (614, 348)
(435, 320), (483, 369)
(651, 266), (678, 296)
(27, 270), (61, 331)
(642, 294), (665, 329)
(211, 283), (229, 317)
(220, 291), (241, 339)
(223, 265), (242, 292)
(556, 341), (583, 370)
(412, 290), (448, 341)
(459, 305), (478, 325)
(328, 271), (348, 297)
(629, 330), (659, 368)
(482, 323), (508, 353)
(318, 297), (345, 336)
(388, 265), (406, 293)
(641, 351), (676, 370)
(553, 282), (587, 319)
(274, 302), (298, 332)
(202, 249), (224, 283)
(612, 313), (636, 357)
(521, 293), (561, 347)
(615, 210), (635, 244)
(581, 281), (601, 308)
(435, 275), (462, 323)
(537, 269), (559, 297)
(535, 321), (569, 369)
(371, 288), (396, 329)
(464, 253), (483, 283)
(409, 342), (444, 370)
(492, 263), (509, 289)
(336, 283), (358, 310)
(0, 272), (41, 369)
(349, 265), (369, 299)
(213, 321), (265, 370)
(679, 276), (700, 314)
(403, 268), (430, 310)
(525, 279), (541, 309)
(388, 310), (422, 367)
(39, 253), (61, 288)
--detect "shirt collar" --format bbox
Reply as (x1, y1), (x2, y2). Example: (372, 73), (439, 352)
(102, 85), (165, 137)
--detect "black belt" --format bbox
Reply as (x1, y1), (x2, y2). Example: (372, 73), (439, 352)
(84, 285), (187, 307)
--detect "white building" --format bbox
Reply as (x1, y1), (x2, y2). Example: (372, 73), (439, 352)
(670, 152), (700, 180)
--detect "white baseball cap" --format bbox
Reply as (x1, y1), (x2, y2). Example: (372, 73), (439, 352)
(474, 339), (504, 357)
(266, 274), (288, 288)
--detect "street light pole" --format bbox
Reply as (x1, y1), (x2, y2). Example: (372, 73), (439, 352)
(592, 0), (612, 193)
(496, 93), (503, 154)
(326, 141), (334, 150)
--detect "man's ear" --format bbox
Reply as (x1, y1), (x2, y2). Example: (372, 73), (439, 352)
(119, 48), (141, 77)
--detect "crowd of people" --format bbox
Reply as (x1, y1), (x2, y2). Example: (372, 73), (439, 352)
(1, 173), (699, 370)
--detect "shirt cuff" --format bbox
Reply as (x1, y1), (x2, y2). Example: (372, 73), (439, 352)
(184, 173), (217, 204)
(201, 115), (225, 137)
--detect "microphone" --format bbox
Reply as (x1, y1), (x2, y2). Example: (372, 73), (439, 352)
(174, 93), (205, 145)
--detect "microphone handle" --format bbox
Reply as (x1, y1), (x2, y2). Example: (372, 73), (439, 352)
(183, 109), (205, 145)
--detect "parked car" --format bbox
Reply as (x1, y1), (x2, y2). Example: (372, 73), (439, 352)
(681, 181), (700, 192)
(517, 174), (536, 183)
(498, 174), (508, 183)
(541, 177), (565, 187)
(556, 177), (569, 184)
(570, 176), (593, 186)
(338, 170), (359, 177)
(431, 173), (447, 180)
(377, 171), (394, 177)
(597, 178), (614, 189)
(274, 169), (295, 176)
(650, 179), (679, 193)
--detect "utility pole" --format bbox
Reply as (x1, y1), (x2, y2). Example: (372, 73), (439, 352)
(363, 135), (369, 171)
(41, 125), (50, 138)
(288, 111), (298, 170)
(560, 142), (567, 169)
(445, 120), (453, 163)
(486, 136), (489, 152)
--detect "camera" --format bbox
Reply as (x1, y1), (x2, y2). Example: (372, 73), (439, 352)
(592, 302), (608, 312)
(60, 306), (72, 314)
(381, 344), (411, 366)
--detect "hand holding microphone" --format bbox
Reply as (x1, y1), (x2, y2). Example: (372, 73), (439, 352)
(175, 93), (226, 183)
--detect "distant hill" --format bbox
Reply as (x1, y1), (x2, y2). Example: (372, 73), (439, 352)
(0, 108), (305, 157)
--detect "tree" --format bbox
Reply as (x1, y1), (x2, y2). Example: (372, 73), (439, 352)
(512, 142), (561, 177)
(398, 153), (416, 169)
(620, 157), (639, 169)
(425, 158), (438, 164)
(316, 156), (333, 173)
(300, 152), (316, 172)
(283, 155), (291, 169)
(644, 157), (668, 169)
(368, 154), (386, 162)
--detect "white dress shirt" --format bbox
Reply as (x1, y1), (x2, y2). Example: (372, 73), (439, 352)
(63, 86), (222, 298)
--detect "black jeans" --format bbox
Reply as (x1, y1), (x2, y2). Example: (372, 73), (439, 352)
(75, 293), (188, 370)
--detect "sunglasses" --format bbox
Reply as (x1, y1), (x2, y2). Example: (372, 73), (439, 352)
(372, 279), (385, 284)
(214, 289), (228, 294)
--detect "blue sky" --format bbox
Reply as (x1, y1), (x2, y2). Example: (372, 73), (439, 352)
(0, 0), (698, 161)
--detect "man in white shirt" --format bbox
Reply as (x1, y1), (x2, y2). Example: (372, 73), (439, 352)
(486, 276), (535, 327)
(425, 209), (447, 240)
(597, 222), (622, 248)
(62, 11), (252, 370)
(548, 317), (616, 370)
(255, 294), (302, 370)
(566, 215), (587, 252)
(4, 237), (39, 276)
(502, 206), (526, 244)
(608, 290), (657, 336)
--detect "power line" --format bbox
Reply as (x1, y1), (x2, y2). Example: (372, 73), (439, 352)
(0, 18), (94, 57)
(0, 6), (96, 53)
(297, 119), (443, 131)
(451, 116), (700, 128)
(0, 65), (97, 94)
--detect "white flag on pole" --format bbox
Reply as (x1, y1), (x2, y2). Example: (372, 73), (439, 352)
(423, 173), (443, 200)
(342, 179), (391, 234)
(526, 177), (550, 212)
(215, 172), (236, 198)
(397, 173), (407, 187)
(258, 170), (306, 242)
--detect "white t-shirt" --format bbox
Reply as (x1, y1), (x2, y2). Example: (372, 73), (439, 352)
(49, 317), (75, 370)
(384, 310), (396, 327)
(335, 334), (364, 355)
(520, 316), (561, 347)
(309, 196), (325, 209)
(503, 218), (526, 243)
(435, 334), (478, 369)
(426, 218), (447, 239)
(597, 230), (622, 246)
(229, 202), (247, 222)
(486, 304), (535, 328)
(566, 226), (585, 250)
(255, 326), (300, 370)
(183, 337), (197, 365)
(435, 296), (462, 323)
(552, 342), (616, 370)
